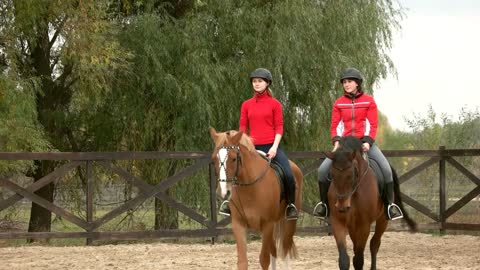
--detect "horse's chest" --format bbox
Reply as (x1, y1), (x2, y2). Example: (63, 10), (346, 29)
(231, 201), (280, 230)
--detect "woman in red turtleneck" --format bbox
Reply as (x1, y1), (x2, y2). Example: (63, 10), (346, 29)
(218, 68), (298, 220)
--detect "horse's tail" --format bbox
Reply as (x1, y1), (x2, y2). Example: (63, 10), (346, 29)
(392, 166), (418, 232)
(274, 218), (298, 259)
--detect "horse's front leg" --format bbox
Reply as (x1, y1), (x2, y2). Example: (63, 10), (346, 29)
(232, 220), (248, 270)
(331, 218), (350, 270)
(370, 217), (388, 270)
(259, 222), (275, 270)
(351, 224), (370, 270)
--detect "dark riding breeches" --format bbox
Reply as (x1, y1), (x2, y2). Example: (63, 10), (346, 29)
(317, 144), (393, 184)
(255, 143), (296, 203)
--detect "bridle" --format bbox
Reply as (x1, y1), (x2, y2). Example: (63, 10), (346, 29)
(215, 145), (271, 186)
(216, 145), (241, 184)
(331, 154), (369, 200)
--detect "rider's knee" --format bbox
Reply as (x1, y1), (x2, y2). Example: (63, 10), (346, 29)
(382, 167), (393, 182)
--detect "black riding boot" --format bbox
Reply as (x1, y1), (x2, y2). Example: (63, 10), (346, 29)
(313, 181), (330, 219)
(285, 180), (298, 220)
(219, 200), (231, 216)
(385, 182), (403, 220)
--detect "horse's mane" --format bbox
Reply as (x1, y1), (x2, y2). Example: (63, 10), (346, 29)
(339, 136), (363, 152)
(334, 136), (363, 163)
(213, 130), (256, 153)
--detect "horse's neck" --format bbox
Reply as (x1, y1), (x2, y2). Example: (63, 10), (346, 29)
(238, 151), (268, 181)
(356, 155), (377, 190)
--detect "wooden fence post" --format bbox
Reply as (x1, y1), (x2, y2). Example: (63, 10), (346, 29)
(439, 146), (446, 233)
(86, 160), (93, 245)
(208, 161), (218, 244)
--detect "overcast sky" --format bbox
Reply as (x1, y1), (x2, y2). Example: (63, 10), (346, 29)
(374, 0), (480, 131)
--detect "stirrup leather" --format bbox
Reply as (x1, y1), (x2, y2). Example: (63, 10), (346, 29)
(388, 203), (403, 220)
(313, 202), (328, 219)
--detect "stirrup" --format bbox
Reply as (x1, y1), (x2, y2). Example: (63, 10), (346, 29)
(285, 203), (298, 220)
(313, 202), (328, 219)
(388, 203), (403, 220)
(219, 200), (231, 216)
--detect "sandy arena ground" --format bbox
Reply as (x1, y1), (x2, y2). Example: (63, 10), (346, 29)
(0, 232), (478, 270)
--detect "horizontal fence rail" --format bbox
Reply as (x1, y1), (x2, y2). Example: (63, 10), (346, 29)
(0, 147), (479, 244)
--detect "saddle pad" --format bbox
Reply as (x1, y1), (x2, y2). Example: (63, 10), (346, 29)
(368, 158), (385, 198)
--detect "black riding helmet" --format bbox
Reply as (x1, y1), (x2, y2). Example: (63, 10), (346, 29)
(250, 68), (273, 84)
(340, 68), (363, 84)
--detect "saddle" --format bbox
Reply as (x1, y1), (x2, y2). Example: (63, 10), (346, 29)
(367, 157), (386, 199)
(257, 150), (286, 201)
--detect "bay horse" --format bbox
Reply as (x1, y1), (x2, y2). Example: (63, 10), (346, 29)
(325, 136), (417, 270)
(209, 127), (303, 270)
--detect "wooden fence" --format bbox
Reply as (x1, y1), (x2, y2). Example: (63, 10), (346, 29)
(0, 147), (479, 244)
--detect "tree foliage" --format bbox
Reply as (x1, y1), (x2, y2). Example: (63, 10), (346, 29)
(1, 0), (129, 152)
(1, 0), (404, 154)
(382, 107), (480, 224)
(0, 0), (129, 235)
(384, 105), (480, 149)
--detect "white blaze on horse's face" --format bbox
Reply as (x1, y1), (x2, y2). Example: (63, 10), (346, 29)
(217, 148), (229, 198)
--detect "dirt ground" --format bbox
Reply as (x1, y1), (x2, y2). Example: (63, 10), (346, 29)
(0, 232), (478, 270)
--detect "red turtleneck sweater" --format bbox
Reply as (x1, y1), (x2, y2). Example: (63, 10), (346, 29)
(239, 91), (284, 145)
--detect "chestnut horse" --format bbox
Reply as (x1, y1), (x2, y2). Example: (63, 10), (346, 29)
(210, 127), (303, 270)
(325, 136), (417, 270)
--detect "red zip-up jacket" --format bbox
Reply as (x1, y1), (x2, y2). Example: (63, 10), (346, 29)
(330, 91), (378, 145)
(239, 91), (284, 145)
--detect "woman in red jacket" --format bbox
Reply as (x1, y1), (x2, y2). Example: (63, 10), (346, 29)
(313, 67), (403, 220)
(219, 68), (299, 220)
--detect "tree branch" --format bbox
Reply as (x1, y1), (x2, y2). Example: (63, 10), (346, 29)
(49, 15), (68, 50)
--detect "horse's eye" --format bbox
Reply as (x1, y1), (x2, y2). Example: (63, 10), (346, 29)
(231, 158), (236, 162)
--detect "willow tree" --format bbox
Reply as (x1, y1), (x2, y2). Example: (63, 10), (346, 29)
(134, 0), (404, 152)
(94, 13), (206, 229)
(0, 0), (128, 237)
(179, 0), (403, 204)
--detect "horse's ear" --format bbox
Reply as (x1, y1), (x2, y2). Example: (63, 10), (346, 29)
(209, 127), (218, 141)
(231, 130), (243, 144)
(324, 151), (335, 160)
